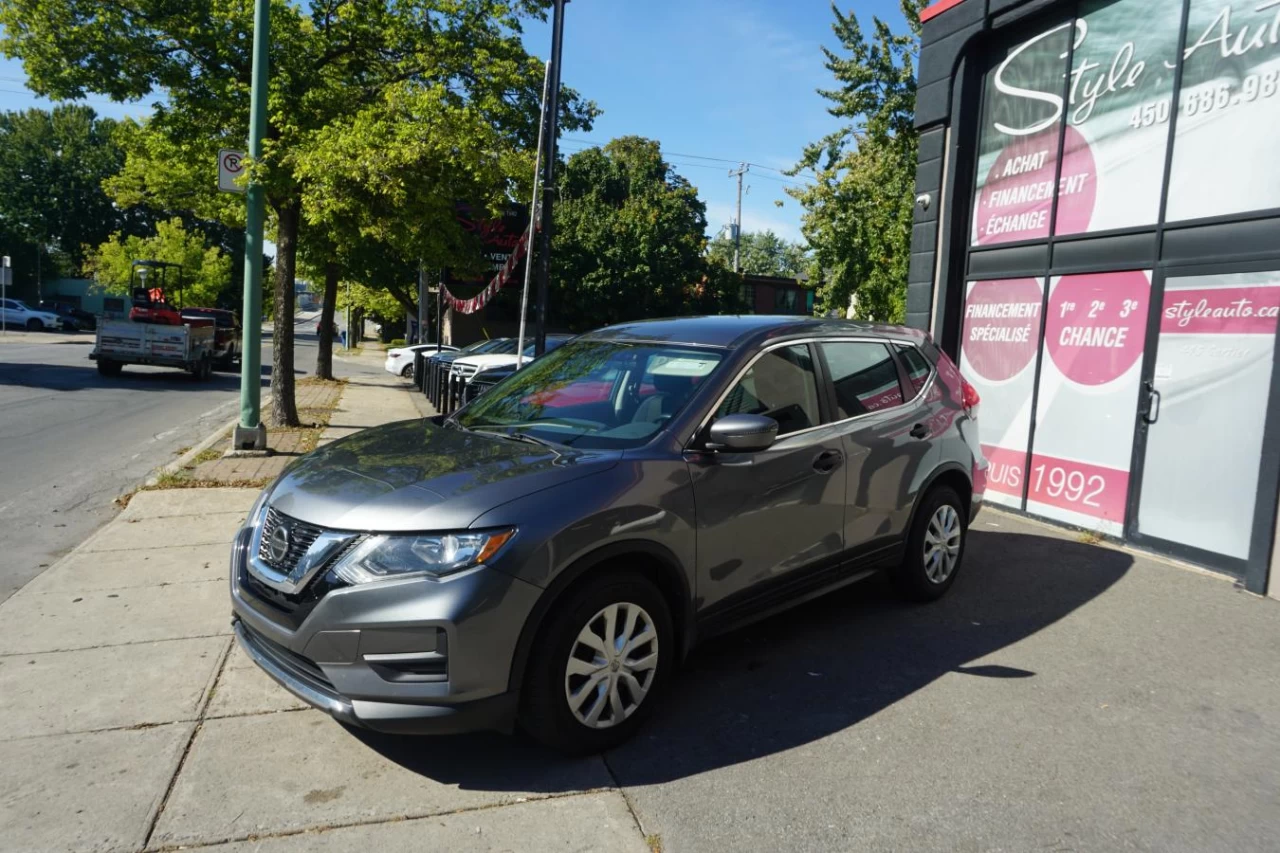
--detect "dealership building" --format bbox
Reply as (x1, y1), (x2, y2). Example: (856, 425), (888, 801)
(907, 0), (1280, 595)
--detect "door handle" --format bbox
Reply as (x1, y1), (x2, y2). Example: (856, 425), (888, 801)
(909, 423), (930, 439)
(813, 449), (843, 474)
(1142, 381), (1162, 425)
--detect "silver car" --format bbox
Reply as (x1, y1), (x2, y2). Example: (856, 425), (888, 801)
(230, 316), (987, 754)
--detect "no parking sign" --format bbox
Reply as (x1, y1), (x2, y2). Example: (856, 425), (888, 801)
(218, 149), (246, 193)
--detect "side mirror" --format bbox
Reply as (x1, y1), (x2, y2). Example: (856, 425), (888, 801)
(706, 414), (778, 453)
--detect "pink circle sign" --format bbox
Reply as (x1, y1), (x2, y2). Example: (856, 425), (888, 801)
(1046, 272), (1149, 386)
(974, 126), (1096, 245)
(961, 278), (1042, 383)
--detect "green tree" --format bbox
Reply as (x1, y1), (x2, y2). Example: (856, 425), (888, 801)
(707, 229), (810, 279)
(0, 105), (142, 297)
(1, 0), (594, 425)
(551, 136), (734, 330)
(85, 217), (233, 308)
(789, 1), (927, 323)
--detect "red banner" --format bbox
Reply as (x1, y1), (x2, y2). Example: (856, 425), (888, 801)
(440, 227), (531, 316)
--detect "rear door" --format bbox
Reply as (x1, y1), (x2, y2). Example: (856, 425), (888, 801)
(816, 340), (940, 552)
(689, 343), (847, 616)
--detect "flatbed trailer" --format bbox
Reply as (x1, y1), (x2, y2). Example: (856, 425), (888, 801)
(90, 317), (216, 380)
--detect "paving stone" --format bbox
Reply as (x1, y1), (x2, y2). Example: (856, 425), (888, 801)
(0, 581), (229, 654)
(206, 642), (307, 718)
(0, 637), (227, 738)
(20, 542), (229, 594)
(119, 488), (259, 522)
(150, 711), (614, 848)
(0, 723), (193, 853)
(199, 792), (648, 852)
(82, 512), (245, 552)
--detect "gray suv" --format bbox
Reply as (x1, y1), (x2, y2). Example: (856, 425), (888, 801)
(230, 316), (987, 753)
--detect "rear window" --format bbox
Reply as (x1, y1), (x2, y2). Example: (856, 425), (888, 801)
(893, 343), (933, 401)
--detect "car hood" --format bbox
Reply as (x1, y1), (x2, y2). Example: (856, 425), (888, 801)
(263, 418), (621, 532)
(455, 353), (520, 369)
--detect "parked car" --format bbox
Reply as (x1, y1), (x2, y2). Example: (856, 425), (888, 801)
(230, 316), (985, 754)
(181, 308), (241, 369)
(462, 362), (519, 404)
(39, 302), (96, 332)
(449, 334), (574, 387)
(423, 338), (516, 402)
(0, 298), (64, 331)
(383, 342), (460, 378)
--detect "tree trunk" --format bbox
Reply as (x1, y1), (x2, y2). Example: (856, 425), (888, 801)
(271, 201), (301, 427)
(316, 261), (339, 381)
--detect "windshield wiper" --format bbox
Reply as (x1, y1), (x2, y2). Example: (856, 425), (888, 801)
(469, 427), (562, 451)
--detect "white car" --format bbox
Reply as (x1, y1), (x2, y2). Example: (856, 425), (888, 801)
(1, 298), (63, 332)
(384, 343), (458, 378)
(449, 335), (574, 384)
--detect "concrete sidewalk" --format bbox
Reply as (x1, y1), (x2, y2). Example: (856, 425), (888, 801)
(2, 362), (1279, 852)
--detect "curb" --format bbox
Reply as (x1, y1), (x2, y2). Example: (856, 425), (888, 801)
(146, 416), (238, 486)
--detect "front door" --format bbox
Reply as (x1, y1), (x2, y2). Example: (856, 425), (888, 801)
(1130, 268), (1280, 573)
(688, 343), (846, 616)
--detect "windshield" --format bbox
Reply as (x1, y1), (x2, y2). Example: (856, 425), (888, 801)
(456, 340), (724, 449)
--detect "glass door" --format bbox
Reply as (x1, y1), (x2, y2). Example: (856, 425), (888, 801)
(1130, 269), (1280, 570)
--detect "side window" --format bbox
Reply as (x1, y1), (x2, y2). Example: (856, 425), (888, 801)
(716, 344), (820, 436)
(819, 342), (905, 419)
(893, 343), (933, 401)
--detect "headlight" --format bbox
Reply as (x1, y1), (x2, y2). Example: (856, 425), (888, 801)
(331, 528), (515, 585)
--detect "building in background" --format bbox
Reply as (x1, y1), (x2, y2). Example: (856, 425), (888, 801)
(909, 0), (1280, 596)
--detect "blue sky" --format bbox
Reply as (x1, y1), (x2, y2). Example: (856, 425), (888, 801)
(0, 0), (908, 245)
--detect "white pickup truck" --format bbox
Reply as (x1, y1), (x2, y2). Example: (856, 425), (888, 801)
(91, 318), (217, 380)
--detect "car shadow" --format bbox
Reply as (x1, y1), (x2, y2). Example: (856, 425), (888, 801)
(351, 528), (1133, 788)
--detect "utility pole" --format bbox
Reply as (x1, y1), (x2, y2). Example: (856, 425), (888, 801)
(517, 60), (551, 370)
(533, 0), (567, 357)
(1, 256), (9, 335)
(417, 262), (426, 344)
(233, 0), (270, 451)
(729, 163), (749, 273)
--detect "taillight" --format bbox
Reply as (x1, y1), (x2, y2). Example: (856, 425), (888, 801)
(960, 375), (981, 416)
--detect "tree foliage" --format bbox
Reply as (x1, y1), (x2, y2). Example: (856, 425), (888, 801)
(0, 105), (147, 294)
(706, 229), (810, 279)
(551, 136), (736, 331)
(789, 0), (927, 323)
(85, 217), (234, 309)
(0, 0), (595, 425)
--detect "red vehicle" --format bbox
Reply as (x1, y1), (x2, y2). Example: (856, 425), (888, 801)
(181, 307), (241, 370)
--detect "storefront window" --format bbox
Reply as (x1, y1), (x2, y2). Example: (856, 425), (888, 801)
(958, 278), (1045, 507)
(971, 21), (1073, 245)
(1166, 0), (1280, 222)
(1028, 271), (1152, 534)
(1057, 0), (1182, 235)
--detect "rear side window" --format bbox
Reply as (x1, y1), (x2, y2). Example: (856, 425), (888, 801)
(819, 342), (905, 418)
(716, 344), (820, 436)
(893, 343), (933, 401)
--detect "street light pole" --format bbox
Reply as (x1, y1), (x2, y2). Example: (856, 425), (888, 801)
(233, 0), (270, 451)
(533, 0), (567, 357)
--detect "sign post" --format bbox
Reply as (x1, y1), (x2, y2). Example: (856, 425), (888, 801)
(1, 256), (9, 336)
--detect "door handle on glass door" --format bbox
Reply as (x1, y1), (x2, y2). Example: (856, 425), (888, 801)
(1142, 381), (1162, 425)
(813, 449), (843, 473)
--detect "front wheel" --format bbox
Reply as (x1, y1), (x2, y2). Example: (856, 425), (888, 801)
(521, 571), (673, 755)
(893, 485), (967, 602)
(97, 358), (123, 377)
(26, 318), (43, 332)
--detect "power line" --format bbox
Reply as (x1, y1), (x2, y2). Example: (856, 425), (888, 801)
(562, 136), (817, 183)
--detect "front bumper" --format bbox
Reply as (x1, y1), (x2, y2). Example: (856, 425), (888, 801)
(229, 527), (541, 735)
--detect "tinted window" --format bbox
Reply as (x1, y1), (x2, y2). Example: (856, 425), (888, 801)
(894, 343), (932, 401)
(820, 342), (904, 418)
(716, 344), (820, 436)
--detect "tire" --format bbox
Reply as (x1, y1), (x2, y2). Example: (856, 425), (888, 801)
(521, 570), (674, 755)
(201, 356), (214, 381)
(97, 358), (123, 377)
(26, 318), (43, 332)
(892, 485), (968, 602)
(400, 363), (414, 379)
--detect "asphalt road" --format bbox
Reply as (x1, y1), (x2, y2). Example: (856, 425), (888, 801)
(0, 311), (374, 603)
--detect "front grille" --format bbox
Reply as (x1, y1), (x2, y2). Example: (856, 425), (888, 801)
(257, 507), (323, 573)
(453, 363), (479, 379)
(240, 561), (350, 630)
(239, 621), (338, 695)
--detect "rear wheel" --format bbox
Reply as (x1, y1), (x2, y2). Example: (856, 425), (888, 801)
(401, 363), (414, 378)
(892, 485), (967, 602)
(521, 571), (673, 755)
(97, 358), (123, 377)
